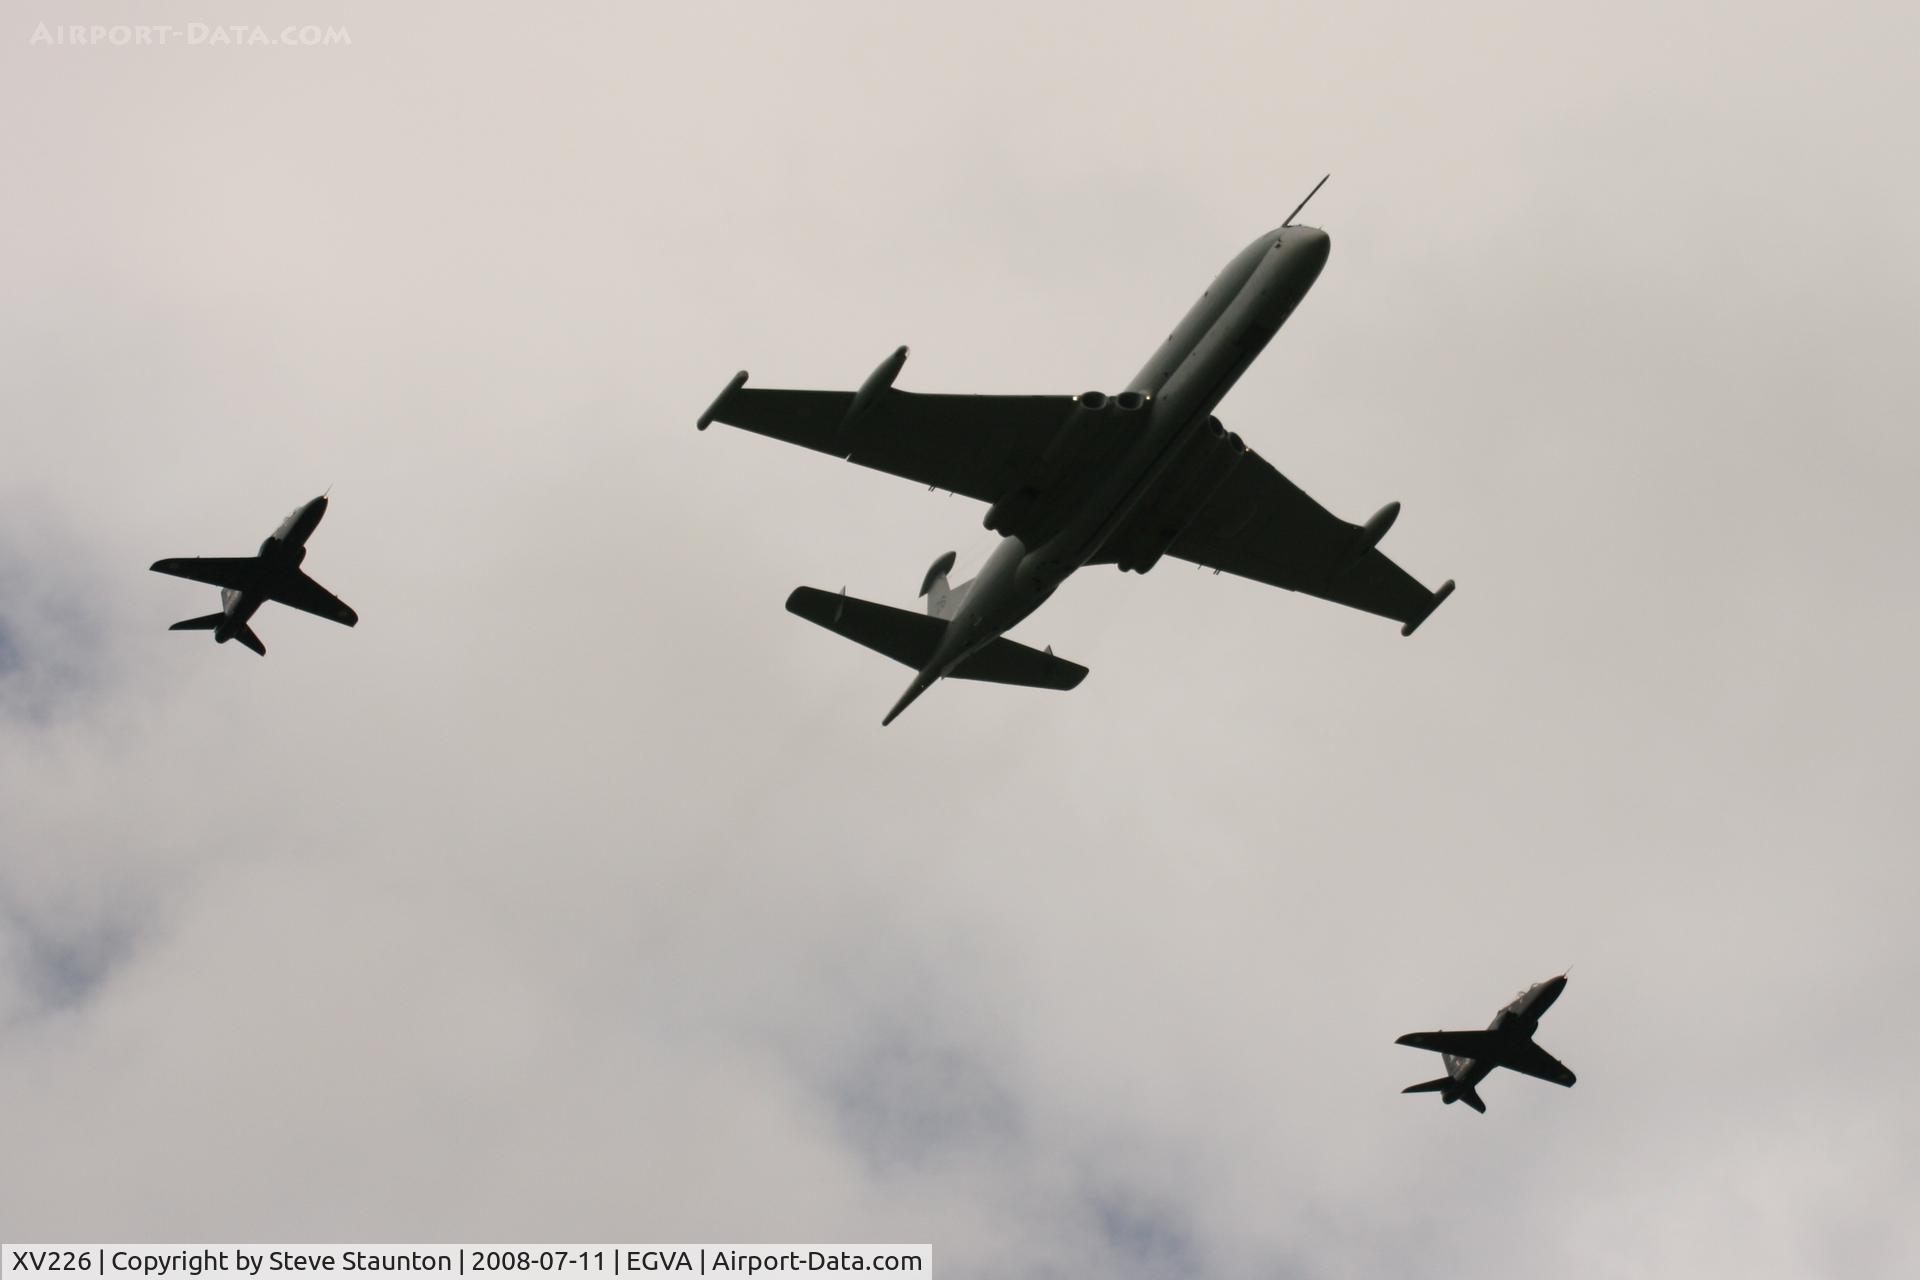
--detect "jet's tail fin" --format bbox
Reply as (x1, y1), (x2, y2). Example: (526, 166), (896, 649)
(169, 612), (225, 631)
(919, 551), (965, 619)
(232, 624), (266, 656)
(1402, 1077), (1451, 1094)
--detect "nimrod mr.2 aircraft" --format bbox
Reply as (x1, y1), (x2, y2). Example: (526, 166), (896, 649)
(699, 181), (1454, 723)
(151, 494), (358, 655)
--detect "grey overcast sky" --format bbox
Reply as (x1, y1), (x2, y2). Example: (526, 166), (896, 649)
(2, 1), (1916, 1274)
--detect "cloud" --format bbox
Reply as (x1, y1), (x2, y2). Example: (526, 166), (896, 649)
(0, 505), (120, 722)
(1, 2), (1917, 1275)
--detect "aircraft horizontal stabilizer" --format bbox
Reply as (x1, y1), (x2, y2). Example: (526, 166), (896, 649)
(785, 586), (1087, 691)
(949, 638), (1087, 690)
(169, 612), (225, 631)
(233, 624), (266, 656)
(1403, 1076), (1486, 1112)
(787, 586), (946, 669)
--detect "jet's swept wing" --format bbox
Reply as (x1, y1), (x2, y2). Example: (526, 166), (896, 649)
(1396, 1030), (1497, 1058)
(1496, 1040), (1577, 1087)
(1129, 449), (1453, 634)
(700, 375), (1082, 505)
(1397, 1031), (1576, 1087)
(150, 557), (261, 590)
(269, 569), (359, 626)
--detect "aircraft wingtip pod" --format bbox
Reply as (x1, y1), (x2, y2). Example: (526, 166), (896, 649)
(697, 370), (749, 430)
(1364, 500), (1400, 542)
(1400, 579), (1456, 637)
(1343, 501), (1401, 572)
(845, 345), (910, 427)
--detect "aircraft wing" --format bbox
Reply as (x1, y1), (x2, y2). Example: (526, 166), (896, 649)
(1395, 1030), (1497, 1058)
(699, 377), (1083, 505)
(150, 556), (261, 590)
(1397, 1032), (1576, 1086)
(1494, 1040), (1577, 1087)
(1154, 450), (1454, 634)
(269, 570), (359, 626)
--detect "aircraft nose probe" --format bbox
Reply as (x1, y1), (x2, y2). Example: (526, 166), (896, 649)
(1283, 174), (1331, 228)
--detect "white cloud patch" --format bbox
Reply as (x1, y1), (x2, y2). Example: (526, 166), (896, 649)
(2, 1), (1917, 1276)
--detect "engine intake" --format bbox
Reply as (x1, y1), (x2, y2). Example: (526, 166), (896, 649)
(984, 487), (1040, 536)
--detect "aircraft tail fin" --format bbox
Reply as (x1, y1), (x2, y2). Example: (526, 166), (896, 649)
(232, 624), (266, 656)
(786, 585), (1087, 689)
(920, 551), (961, 619)
(169, 612), (225, 631)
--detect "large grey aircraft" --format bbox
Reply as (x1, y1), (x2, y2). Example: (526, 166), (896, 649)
(1397, 975), (1577, 1114)
(698, 183), (1454, 723)
(151, 494), (358, 655)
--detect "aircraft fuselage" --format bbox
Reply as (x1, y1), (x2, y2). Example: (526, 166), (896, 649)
(213, 494), (328, 644)
(1439, 974), (1568, 1097)
(895, 226), (1331, 709)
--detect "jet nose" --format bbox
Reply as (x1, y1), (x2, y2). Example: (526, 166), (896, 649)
(1285, 225), (1331, 267)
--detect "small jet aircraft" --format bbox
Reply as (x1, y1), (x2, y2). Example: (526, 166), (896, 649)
(699, 180), (1454, 724)
(150, 494), (357, 655)
(1396, 975), (1577, 1114)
